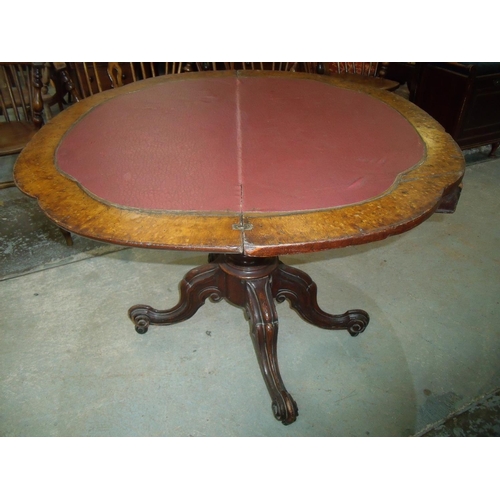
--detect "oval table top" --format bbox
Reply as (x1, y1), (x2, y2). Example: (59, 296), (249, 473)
(14, 70), (465, 257)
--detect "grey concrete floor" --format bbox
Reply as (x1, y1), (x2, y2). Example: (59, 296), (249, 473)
(1, 150), (499, 436)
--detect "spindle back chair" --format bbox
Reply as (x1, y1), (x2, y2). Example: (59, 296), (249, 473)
(327, 62), (386, 77)
(310, 62), (399, 91)
(196, 62), (303, 72)
(0, 63), (43, 189)
(68, 62), (193, 100)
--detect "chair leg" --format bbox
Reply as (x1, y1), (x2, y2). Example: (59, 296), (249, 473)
(0, 181), (16, 190)
(59, 227), (73, 246)
(43, 101), (53, 121)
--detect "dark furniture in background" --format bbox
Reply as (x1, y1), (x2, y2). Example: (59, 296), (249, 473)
(383, 62), (416, 83)
(410, 62), (500, 156)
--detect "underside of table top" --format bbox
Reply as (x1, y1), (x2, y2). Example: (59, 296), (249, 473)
(14, 71), (465, 256)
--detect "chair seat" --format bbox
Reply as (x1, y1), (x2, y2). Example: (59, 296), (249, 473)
(0, 121), (38, 156)
(331, 73), (400, 91)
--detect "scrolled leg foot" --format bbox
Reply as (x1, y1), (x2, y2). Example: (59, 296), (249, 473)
(343, 309), (370, 336)
(128, 263), (223, 333)
(130, 310), (150, 334)
(272, 391), (299, 425)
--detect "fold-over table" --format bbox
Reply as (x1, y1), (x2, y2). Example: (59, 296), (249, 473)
(14, 71), (465, 424)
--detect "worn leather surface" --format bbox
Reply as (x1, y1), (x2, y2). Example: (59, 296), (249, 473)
(56, 78), (241, 212)
(239, 77), (424, 211)
(56, 75), (424, 213)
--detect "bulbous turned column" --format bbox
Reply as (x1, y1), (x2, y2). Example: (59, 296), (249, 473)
(32, 63), (44, 129)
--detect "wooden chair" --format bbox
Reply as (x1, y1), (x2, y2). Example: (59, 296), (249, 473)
(196, 62), (304, 72)
(0, 63), (44, 189)
(40, 62), (76, 120)
(311, 62), (400, 91)
(67, 62), (193, 100)
(1, 63), (74, 246)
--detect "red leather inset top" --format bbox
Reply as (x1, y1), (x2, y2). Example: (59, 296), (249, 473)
(57, 78), (241, 212)
(239, 78), (424, 211)
(56, 75), (425, 213)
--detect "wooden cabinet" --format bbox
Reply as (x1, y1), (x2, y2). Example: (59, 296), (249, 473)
(411, 62), (500, 154)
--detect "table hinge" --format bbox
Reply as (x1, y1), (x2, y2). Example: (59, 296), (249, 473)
(232, 222), (253, 231)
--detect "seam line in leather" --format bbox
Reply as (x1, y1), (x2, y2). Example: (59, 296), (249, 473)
(236, 76), (243, 214)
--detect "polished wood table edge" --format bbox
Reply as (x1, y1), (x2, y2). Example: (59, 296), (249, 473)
(14, 70), (465, 256)
(243, 179), (463, 257)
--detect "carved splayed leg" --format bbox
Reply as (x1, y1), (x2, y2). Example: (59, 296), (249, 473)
(273, 261), (369, 336)
(244, 277), (298, 425)
(218, 255), (298, 424)
(128, 254), (369, 425)
(128, 262), (223, 334)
